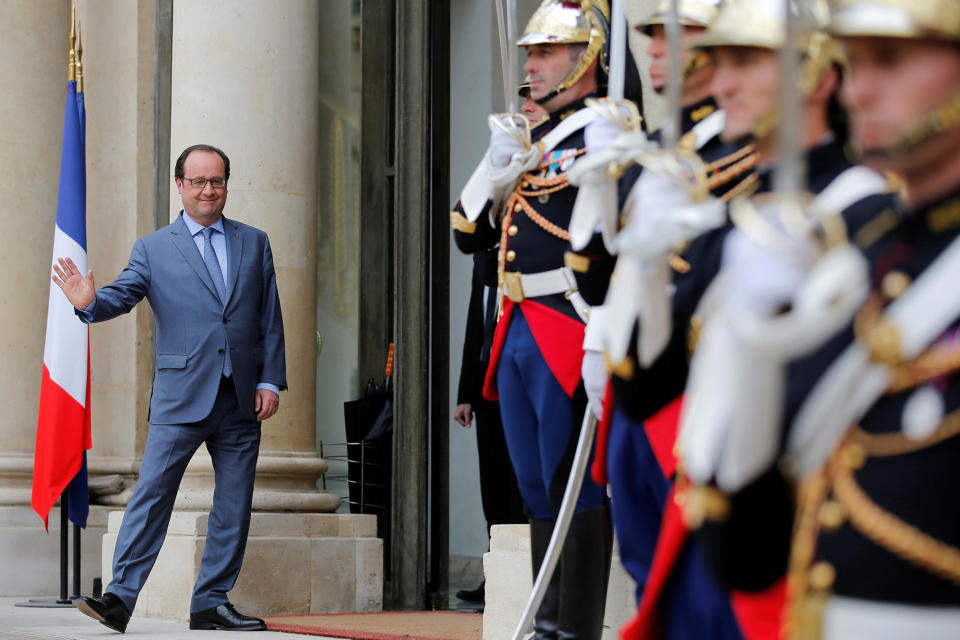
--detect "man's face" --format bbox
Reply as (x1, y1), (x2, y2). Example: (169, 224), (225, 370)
(710, 46), (780, 141)
(524, 43), (580, 103)
(522, 95), (549, 125)
(842, 37), (960, 172)
(645, 24), (707, 92)
(176, 150), (228, 226)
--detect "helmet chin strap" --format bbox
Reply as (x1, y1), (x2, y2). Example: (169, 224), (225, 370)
(652, 50), (712, 97)
(683, 50), (711, 80)
(893, 85), (960, 155)
(534, 84), (569, 108)
(747, 53), (836, 145)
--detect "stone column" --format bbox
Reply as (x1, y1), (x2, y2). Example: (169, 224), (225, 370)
(0, 0), (111, 596)
(162, 0), (337, 513)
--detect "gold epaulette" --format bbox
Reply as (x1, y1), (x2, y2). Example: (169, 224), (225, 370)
(851, 207), (899, 249)
(690, 104), (716, 123)
(604, 352), (635, 380)
(688, 315), (703, 355)
(926, 196), (960, 234)
(669, 254), (691, 274)
(675, 482), (731, 529)
(450, 211), (477, 234)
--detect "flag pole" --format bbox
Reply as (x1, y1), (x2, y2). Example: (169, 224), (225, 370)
(72, 519), (82, 600)
(17, 7), (88, 609)
(59, 492), (70, 604)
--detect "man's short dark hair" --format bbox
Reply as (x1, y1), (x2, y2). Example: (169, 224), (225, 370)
(568, 42), (587, 61)
(174, 144), (231, 181)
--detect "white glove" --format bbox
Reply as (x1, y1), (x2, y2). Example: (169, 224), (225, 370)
(460, 114), (538, 222)
(567, 109), (650, 252)
(721, 225), (815, 318)
(486, 114), (542, 187)
(616, 167), (724, 259)
(584, 114), (626, 155)
(582, 348), (607, 419)
(488, 115), (527, 168)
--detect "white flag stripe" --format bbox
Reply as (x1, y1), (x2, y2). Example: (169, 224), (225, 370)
(43, 225), (88, 406)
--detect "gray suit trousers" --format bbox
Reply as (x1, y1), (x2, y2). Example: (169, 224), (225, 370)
(107, 376), (261, 613)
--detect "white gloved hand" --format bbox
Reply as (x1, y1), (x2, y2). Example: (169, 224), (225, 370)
(567, 110), (650, 253)
(582, 348), (607, 419)
(488, 115), (528, 168)
(485, 114), (543, 190)
(721, 227), (813, 318)
(616, 167), (724, 259)
(584, 114), (626, 155)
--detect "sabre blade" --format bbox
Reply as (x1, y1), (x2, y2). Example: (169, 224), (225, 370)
(506, 0), (519, 113)
(510, 409), (599, 640)
(495, 0), (512, 112)
(608, 0), (627, 101)
(774, 0), (805, 194)
(663, 0), (682, 149)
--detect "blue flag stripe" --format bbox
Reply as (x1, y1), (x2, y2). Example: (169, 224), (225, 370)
(56, 81), (86, 251)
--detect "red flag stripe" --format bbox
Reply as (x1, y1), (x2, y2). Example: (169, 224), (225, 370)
(32, 364), (87, 531)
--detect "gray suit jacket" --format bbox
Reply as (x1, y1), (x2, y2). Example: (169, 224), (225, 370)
(80, 214), (286, 424)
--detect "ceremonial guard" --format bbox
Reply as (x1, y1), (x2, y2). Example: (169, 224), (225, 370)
(451, 1), (641, 637)
(602, 0), (890, 637)
(674, 1), (960, 638)
(568, 0), (755, 609)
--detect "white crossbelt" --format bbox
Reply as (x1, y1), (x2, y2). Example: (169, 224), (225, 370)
(823, 596), (960, 640)
(502, 266), (591, 323)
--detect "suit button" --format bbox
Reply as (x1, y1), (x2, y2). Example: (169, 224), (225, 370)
(222, 318), (229, 324)
(218, 349), (224, 355)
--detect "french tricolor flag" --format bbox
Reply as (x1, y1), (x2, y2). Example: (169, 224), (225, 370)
(32, 78), (91, 531)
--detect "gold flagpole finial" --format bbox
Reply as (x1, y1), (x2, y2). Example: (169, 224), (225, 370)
(68, 6), (77, 82)
(76, 21), (84, 94)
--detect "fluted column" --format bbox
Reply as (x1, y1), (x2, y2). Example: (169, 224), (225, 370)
(167, 0), (335, 511)
(0, 0), (72, 507)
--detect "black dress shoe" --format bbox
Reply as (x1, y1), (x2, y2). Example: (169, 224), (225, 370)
(455, 580), (485, 603)
(75, 592), (131, 633)
(189, 603), (266, 631)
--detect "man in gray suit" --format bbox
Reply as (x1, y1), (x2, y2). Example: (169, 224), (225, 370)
(53, 144), (286, 633)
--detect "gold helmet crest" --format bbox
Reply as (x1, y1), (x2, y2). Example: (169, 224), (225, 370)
(636, 0), (722, 35)
(695, 0), (842, 95)
(828, 0), (960, 41)
(518, 0), (611, 98)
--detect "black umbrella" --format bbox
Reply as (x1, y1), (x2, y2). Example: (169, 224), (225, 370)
(342, 343), (394, 573)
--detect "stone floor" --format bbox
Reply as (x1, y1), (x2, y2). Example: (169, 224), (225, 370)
(0, 598), (335, 640)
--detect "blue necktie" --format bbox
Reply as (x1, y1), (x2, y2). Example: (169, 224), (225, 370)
(202, 227), (231, 376)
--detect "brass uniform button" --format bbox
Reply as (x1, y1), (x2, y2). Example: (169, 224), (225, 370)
(809, 562), (836, 590)
(506, 250), (517, 262)
(881, 270), (911, 299)
(521, 181), (529, 188)
(508, 225), (519, 237)
(818, 500), (847, 531)
(514, 203), (523, 213)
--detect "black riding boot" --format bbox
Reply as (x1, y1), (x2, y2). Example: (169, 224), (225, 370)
(557, 506), (613, 640)
(530, 518), (562, 640)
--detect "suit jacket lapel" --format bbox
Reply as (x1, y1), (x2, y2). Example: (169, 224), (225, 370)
(169, 215), (220, 300)
(223, 216), (244, 307)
